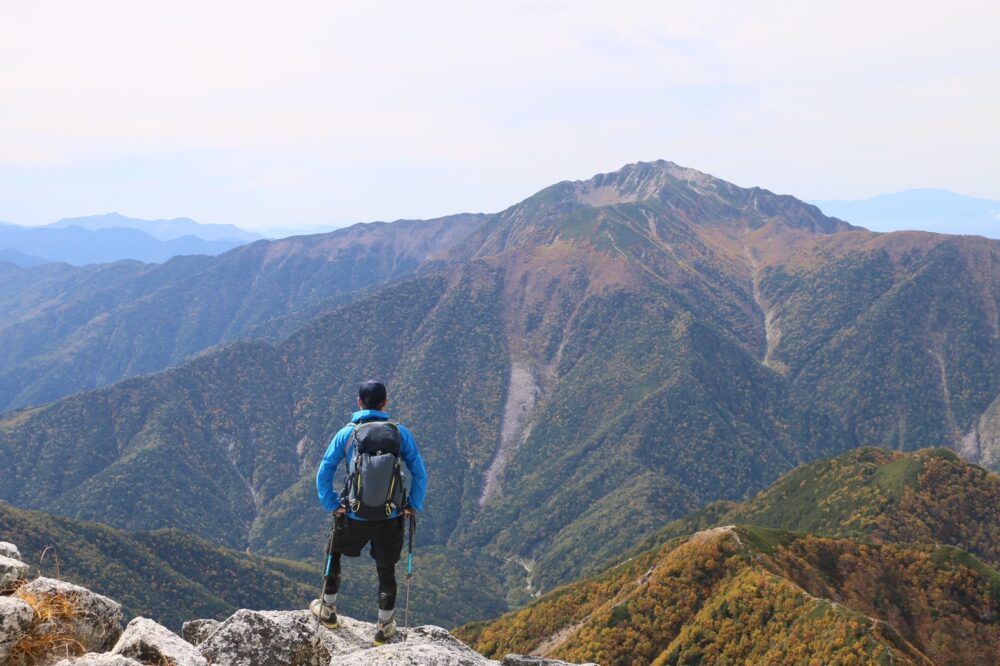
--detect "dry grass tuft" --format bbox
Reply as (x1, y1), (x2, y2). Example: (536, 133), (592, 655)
(8, 587), (86, 665)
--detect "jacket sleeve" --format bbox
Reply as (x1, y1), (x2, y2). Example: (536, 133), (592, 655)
(398, 425), (428, 512)
(316, 426), (352, 512)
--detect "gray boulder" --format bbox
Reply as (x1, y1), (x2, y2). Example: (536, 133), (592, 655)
(18, 577), (122, 652)
(0, 595), (34, 663)
(503, 656), (600, 666)
(196, 609), (499, 666)
(0, 554), (29, 591)
(327, 623), (498, 665)
(53, 655), (143, 665)
(0, 542), (21, 560)
(111, 617), (207, 666)
(197, 609), (326, 666)
(313, 614), (383, 656)
(181, 618), (220, 646)
(193, 609), (602, 666)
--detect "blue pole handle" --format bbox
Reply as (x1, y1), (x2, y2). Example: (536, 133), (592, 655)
(407, 552), (413, 576)
(324, 555), (332, 577)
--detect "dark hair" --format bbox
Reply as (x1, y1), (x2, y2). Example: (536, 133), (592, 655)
(358, 380), (387, 409)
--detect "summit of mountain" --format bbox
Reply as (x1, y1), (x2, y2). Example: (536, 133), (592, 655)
(0, 160), (862, 413)
(456, 160), (858, 261)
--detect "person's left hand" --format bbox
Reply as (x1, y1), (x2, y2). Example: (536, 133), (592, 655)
(401, 507), (416, 518)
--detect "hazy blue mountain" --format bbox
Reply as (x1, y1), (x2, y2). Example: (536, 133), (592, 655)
(0, 214), (488, 411)
(813, 189), (1000, 238)
(0, 222), (245, 265)
(50, 212), (262, 242)
(0, 247), (48, 267)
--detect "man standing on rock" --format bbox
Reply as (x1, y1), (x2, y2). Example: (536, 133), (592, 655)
(312, 380), (428, 645)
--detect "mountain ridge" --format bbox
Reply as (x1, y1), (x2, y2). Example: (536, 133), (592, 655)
(458, 446), (1000, 665)
(49, 212), (262, 242)
(813, 188), (1000, 238)
(0, 222), (246, 266)
(3, 159), (1000, 629)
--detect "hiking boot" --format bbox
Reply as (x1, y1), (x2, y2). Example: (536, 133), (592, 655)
(310, 599), (338, 629)
(373, 616), (397, 645)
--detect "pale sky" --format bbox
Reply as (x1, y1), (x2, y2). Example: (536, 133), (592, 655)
(1, 1), (997, 230)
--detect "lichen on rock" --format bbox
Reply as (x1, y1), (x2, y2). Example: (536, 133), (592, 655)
(111, 616), (207, 666)
(0, 542), (22, 560)
(0, 554), (29, 592)
(53, 654), (144, 665)
(181, 617), (221, 646)
(197, 609), (327, 666)
(0, 596), (34, 664)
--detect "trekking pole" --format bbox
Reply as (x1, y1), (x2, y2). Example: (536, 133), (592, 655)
(404, 513), (416, 630)
(316, 513), (338, 635)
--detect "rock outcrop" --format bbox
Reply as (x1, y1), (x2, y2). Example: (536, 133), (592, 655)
(503, 656), (600, 666)
(53, 656), (144, 665)
(111, 617), (207, 665)
(0, 542), (21, 560)
(18, 577), (123, 653)
(0, 554), (29, 592)
(0, 596), (34, 663)
(0, 541), (599, 665)
(181, 617), (220, 646)
(197, 609), (327, 666)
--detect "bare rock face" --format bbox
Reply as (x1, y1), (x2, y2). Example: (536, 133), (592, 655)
(326, 624), (498, 666)
(111, 617), (207, 666)
(194, 610), (499, 666)
(0, 542), (599, 666)
(181, 618), (220, 646)
(503, 656), (600, 666)
(192, 609), (602, 666)
(0, 542), (21, 560)
(18, 577), (123, 652)
(197, 609), (326, 666)
(53, 655), (144, 665)
(0, 595), (34, 664)
(0, 554), (29, 591)
(311, 614), (377, 656)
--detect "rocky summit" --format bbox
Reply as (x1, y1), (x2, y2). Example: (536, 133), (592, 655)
(0, 540), (597, 665)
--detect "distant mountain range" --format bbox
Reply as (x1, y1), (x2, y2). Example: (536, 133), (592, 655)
(2, 160), (1000, 642)
(0, 214), (486, 410)
(49, 213), (263, 242)
(0, 221), (248, 266)
(0, 248), (48, 268)
(813, 189), (1000, 238)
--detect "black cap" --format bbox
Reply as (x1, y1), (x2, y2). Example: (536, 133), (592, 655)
(358, 380), (387, 409)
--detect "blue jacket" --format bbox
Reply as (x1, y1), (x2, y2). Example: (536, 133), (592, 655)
(316, 409), (428, 520)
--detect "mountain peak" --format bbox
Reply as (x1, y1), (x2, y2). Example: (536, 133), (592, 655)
(468, 160), (857, 257)
(558, 160), (723, 207)
(568, 160), (714, 206)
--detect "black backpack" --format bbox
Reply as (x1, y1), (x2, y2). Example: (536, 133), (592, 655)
(340, 420), (407, 520)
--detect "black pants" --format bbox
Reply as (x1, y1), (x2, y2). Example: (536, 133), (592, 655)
(323, 515), (404, 610)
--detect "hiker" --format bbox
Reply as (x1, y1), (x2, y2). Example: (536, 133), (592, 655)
(312, 380), (428, 645)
